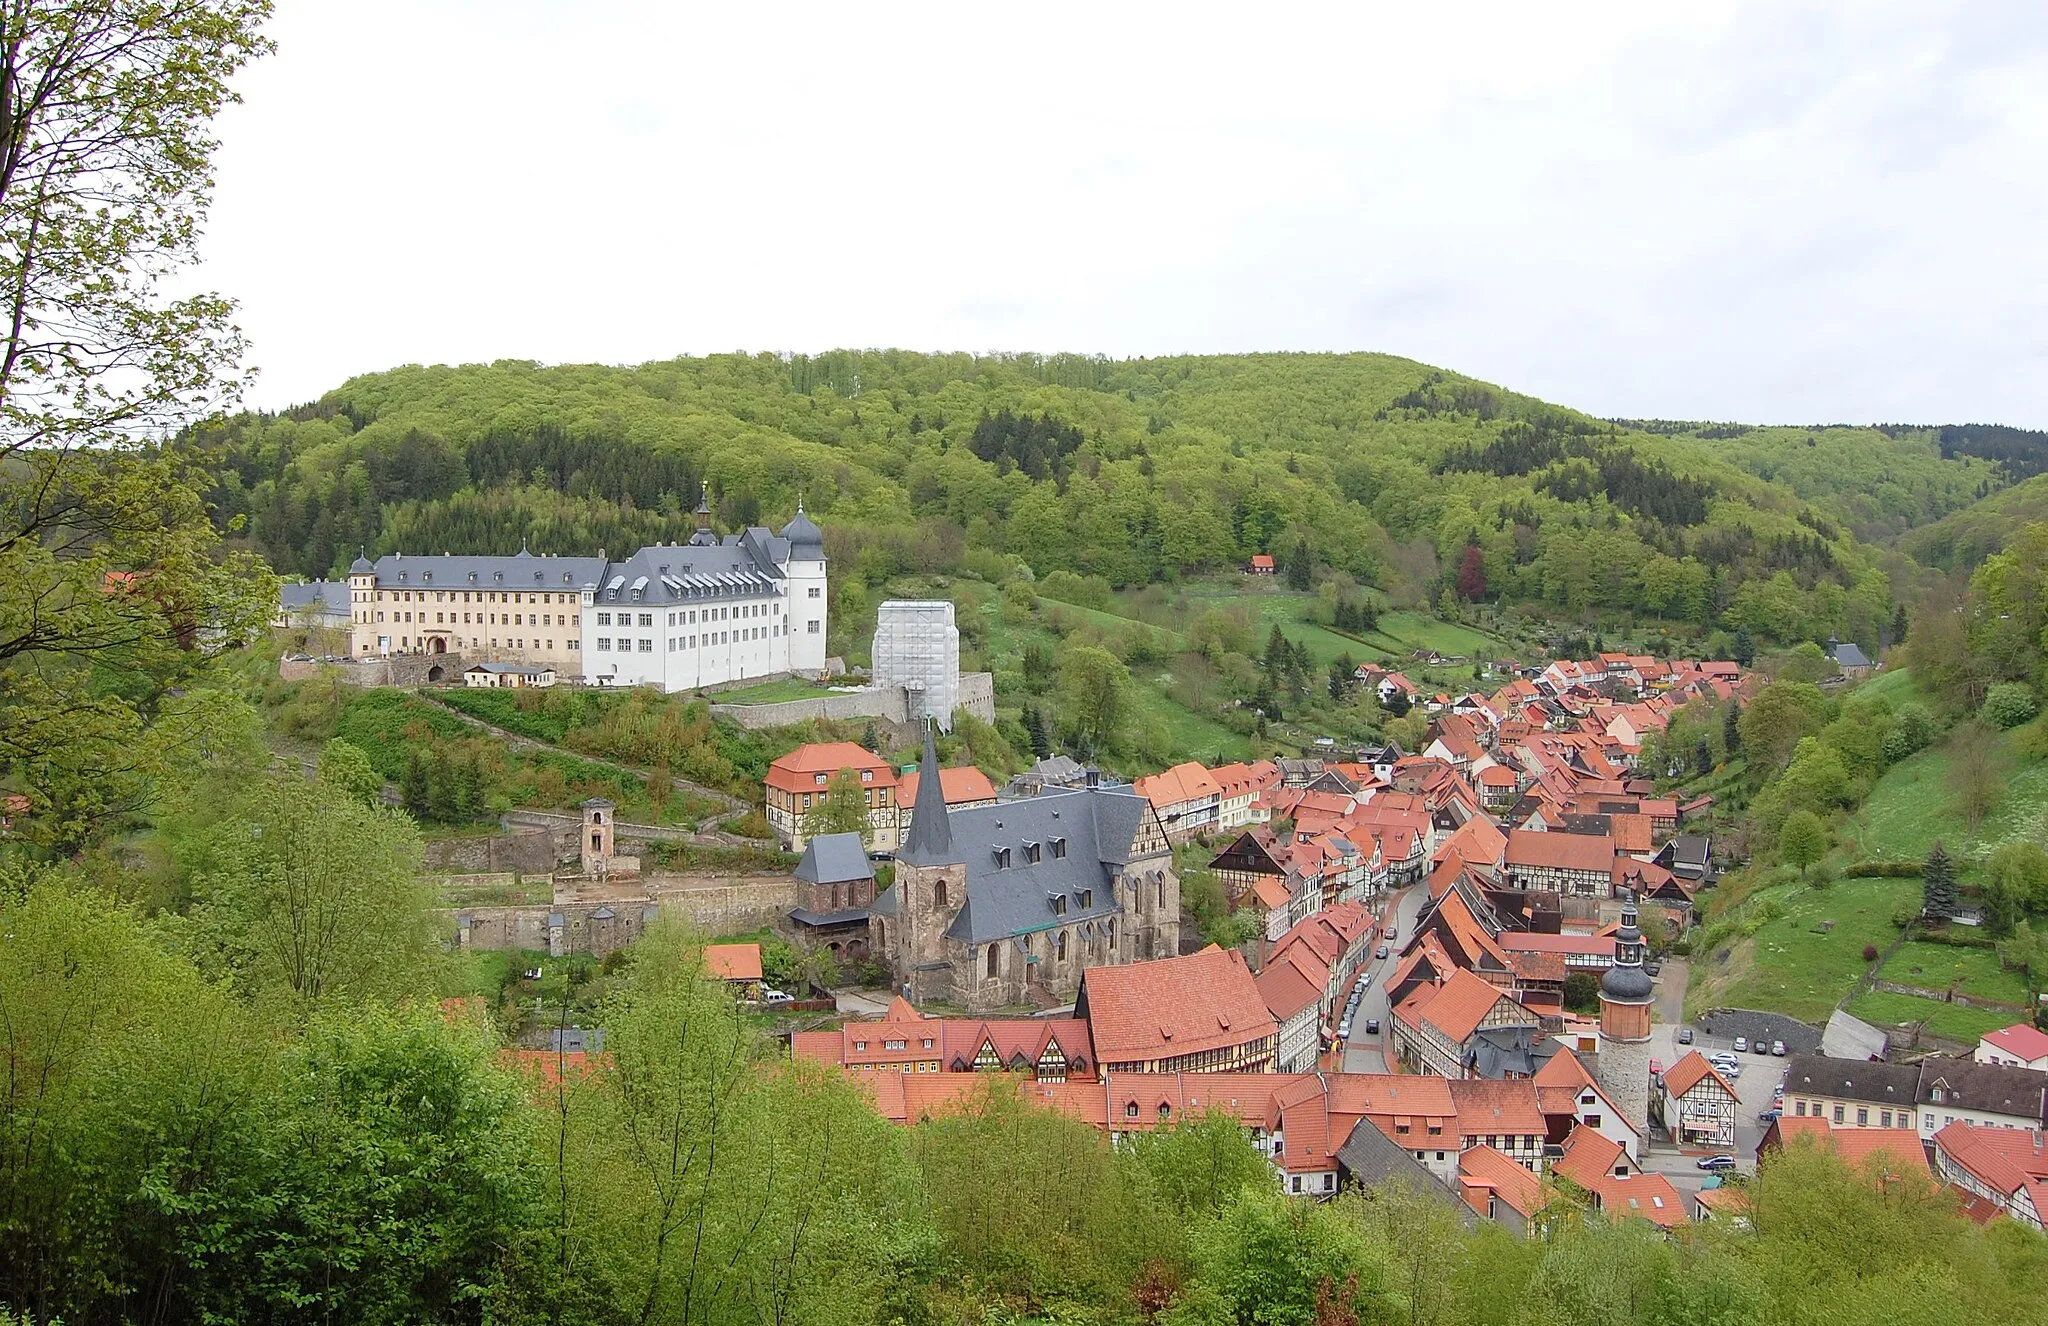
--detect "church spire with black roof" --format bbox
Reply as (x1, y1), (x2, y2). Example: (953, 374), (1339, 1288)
(897, 720), (958, 866)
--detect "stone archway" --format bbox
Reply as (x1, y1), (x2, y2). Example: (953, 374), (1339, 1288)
(426, 664), (446, 683)
(429, 635), (447, 654)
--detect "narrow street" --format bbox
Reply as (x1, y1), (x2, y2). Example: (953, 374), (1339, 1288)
(1340, 879), (1430, 1073)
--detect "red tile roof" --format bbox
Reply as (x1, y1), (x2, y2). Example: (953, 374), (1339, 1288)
(1255, 948), (1326, 1022)
(704, 942), (763, 981)
(1083, 946), (1277, 1065)
(1133, 761), (1223, 810)
(1406, 967), (1525, 1043)
(1554, 1123), (1629, 1187)
(1458, 1144), (1550, 1220)
(1933, 1120), (2048, 1198)
(1450, 1077), (1547, 1140)
(765, 742), (894, 794)
(897, 765), (999, 807)
(1983, 1023), (2048, 1063)
(1662, 1049), (1737, 1100)
(1504, 829), (1616, 874)
(1591, 1171), (1688, 1227)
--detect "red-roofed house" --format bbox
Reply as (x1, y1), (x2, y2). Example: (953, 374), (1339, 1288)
(1450, 1077), (1548, 1170)
(1661, 1051), (1739, 1149)
(765, 741), (899, 851)
(703, 942), (764, 998)
(1932, 1121), (2048, 1230)
(1210, 762), (1263, 830)
(1503, 829), (1616, 898)
(1586, 1171), (1688, 1229)
(1133, 761), (1224, 842)
(1536, 1049), (1644, 1160)
(1759, 1115), (1930, 1189)
(1391, 967), (1543, 1080)
(1458, 1145), (1554, 1236)
(1078, 946), (1280, 1074)
(1257, 945), (1330, 1073)
(1248, 553), (1276, 575)
(1978, 1023), (2048, 1072)
(896, 765), (1000, 844)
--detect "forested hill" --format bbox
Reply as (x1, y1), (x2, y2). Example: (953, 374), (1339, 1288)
(204, 351), (1999, 647)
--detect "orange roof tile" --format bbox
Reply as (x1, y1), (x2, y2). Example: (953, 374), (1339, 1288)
(1592, 1171), (1688, 1227)
(1504, 829), (1615, 874)
(897, 765), (999, 807)
(1450, 1077), (1547, 1139)
(1662, 1050), (1737, 1100)
(1553, 1123), (1628, 1187)
(1082, 947), (1277, 1065)
(703, 942), (763, 981)
(1933, 1121), (2048, 1197)
(1132, 761), (1222, 810)
(1411, 967), (1523, 1043)
(765, 742), (894, 794)
(1458, 1144), (1550, 1219)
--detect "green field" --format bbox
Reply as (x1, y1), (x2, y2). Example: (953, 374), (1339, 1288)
(1846, 991), (2018, 1043)
(1702, 876), (1915, 1024)
(1842, 724), (2048, 868)
(1880, 940), (2030, 1006)
(711, 677), (843, 705)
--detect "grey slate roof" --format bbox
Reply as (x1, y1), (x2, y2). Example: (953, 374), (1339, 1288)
(789, 905), (871, 927)
(593, 529), (790, 608)
(794, 832), (874, 886)
(1821, 1010), (1890, 1062)
(939, 787), (1149, 945)
(1336, 1123), (1475, 1221)
(1916, 1055), (2048, 1120)
(1780, 1053), (1920, 1107)
(1829, 638), (1873, 668)
(898, 726), (955, 867)
(278, 580), (352, 617)
(366, 548), (610, 591)
(781, 508), (824, 557)
(467, 661), (554, 676)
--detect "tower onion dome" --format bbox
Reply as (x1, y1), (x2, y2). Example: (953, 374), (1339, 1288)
(1600, 889), (1656, 1003)
(349, 547), (374, 574)
(780, 502), (824, 558)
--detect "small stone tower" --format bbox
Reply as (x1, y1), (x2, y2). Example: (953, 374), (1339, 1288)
(581, 797), (616, 876)
(893, 723), (965, 1004)
(1597, 889), (1656, 1138)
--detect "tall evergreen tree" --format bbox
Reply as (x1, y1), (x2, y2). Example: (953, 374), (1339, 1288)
(1732, 626), (1757, 668)
(1264, 625), (1290, 674)
(458, 753), (487, 819)
(1923, 841), (1959, 920)
(428, 750), (458, 823)
(401, 751), (431, 819)
(1724, 701), (1743, 755)
(1890, 602), (1909, 648)
(1286, 538), (1312, 590)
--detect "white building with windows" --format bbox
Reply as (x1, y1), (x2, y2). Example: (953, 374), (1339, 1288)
(340, 505), (827, 691)
(582, 511), (828, 690)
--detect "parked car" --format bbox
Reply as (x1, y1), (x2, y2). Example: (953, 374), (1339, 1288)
(1771, 1040), (1787, 1056)
(761, 988), (794, 1006)
(1359, 972), (1373, 991)
(1753, 1037), (1773, 1054)
(1645, 961), (1661, 976)
(1376, 944), (1390, 960)
(1696, 1154), (1739, 1171)
(1650, 1058), (1663, 1078)
(1733, 1036), (1749, 1053)
(1713, 1059), (1742, 1080)
(1676, 1026), (1694, 1045)
(1365, 1017), (1381, 1034)
(1758, 1108), (1782, 1123)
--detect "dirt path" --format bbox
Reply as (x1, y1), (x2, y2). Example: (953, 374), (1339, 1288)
(418, 692), (763, 841)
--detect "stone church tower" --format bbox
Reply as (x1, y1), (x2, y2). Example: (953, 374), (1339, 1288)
(893, 724), (966, 1004)
(1597, 889), (1656, 1139)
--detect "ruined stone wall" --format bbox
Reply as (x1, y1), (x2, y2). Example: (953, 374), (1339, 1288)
(422, 828), (560, 875)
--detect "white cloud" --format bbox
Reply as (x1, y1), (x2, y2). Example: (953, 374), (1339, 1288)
(199, 0), (2048, 424)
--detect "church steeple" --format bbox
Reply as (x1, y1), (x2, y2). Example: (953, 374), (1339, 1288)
(898, 720), (957, 866)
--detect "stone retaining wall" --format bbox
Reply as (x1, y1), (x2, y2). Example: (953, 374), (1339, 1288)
(1867, 979), (2030, 1014)
(277, 654), (473, 687)
(423, 828), (560, 874)
(447, 871), (802, 958)
(711, 673), (996, 732)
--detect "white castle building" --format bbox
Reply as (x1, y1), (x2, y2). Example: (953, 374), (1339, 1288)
(340, 501), (828, 690)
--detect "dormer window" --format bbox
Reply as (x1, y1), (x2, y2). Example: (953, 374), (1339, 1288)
(1079, 889), (1093, 909)
(468, 571), (478, 583)
(861, 770), (873, 782)
(398, 571), (407, 583)
(1157, 1103), (1170, 1120)
(1050, 893), (1067, 915)
(993, 847), (1012, 870)
(493, 572), (503, 583)
(1125, 1101), (1139, 1119)
(1051, 837), (1067, 859)
(1929, 1087), (1944, 1104)
(421, 572), (432, 583)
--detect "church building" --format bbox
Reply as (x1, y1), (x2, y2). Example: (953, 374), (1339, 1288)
(870, 728), (1180, 1011)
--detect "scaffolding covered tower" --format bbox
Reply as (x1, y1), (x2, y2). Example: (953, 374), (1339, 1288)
(872, 600), (961, 731)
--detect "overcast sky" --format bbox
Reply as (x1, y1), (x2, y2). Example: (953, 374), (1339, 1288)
(199, 1), (2048, 426)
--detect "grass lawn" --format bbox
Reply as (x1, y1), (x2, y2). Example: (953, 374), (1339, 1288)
(1847, 990), (2018, 1043)
(1880, 940), (2031, 1005)
(1368, 610), (1506, 660)
(1842, 725), (2048, 868)
(1708, 876), (1915, 1024)
(438, 948), (515, 1000)
(1850, 668), (1925, 706)
(1126, 669), (1254, 762)
(712, 676), (843, 705)
(1036, 595), (1187, 650)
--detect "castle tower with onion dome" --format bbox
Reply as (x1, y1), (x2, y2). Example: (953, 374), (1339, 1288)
(1597, 889), (1656, 1138)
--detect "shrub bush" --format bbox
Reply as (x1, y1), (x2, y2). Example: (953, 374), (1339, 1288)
(1843, 859), (1927, 878)
(1862, 944), (1880, 963)
(1982, 682), (2040, 729)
